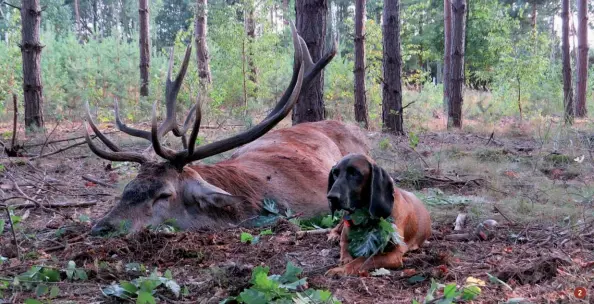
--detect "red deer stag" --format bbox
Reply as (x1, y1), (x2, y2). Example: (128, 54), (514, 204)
(85, 23), (369, 235)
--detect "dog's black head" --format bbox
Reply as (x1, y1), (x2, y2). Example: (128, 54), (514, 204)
(326, 154), (394, 219)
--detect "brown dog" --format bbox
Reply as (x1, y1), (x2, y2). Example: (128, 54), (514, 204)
(325, 153), (431, 276)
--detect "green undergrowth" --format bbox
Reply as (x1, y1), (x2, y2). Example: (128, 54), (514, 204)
(222, 261), (341, 304)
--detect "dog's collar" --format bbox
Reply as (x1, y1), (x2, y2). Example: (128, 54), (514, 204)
(343, 215), (353, 227)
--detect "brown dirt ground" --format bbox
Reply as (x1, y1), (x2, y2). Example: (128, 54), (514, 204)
(0, 120), (593, 304)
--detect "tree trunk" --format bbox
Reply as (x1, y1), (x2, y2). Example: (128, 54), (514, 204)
(73, 0), (82, 41)
(282, 0), (288, 25)
(562, 0), (574, 124)
(195, 0), (212, 87)
(443, 0), (452, 114)
(531, 0), (537, 32)
(575, 0), (588, 117)
(244, 2), (257, 90)
(292, 0), (327, 125)
(353, 0), (368, 129)
(138, 0), (150, 97)
(21, 0), (45, 129)
(381, 0), (403, 135)
(448, 0), (465, 129)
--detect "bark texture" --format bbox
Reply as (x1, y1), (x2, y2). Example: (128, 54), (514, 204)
(139, 0), (150, 97)
(353, 0), (368, 129)
(448, 0), (466, 129)
(292, 0), (327, 125)
(21, 0), (45, 129)
(443, 0), (452, 113)
(195, 0), (212, 86)
(381, 0), (403, 134)
(575, 0), (588, 117)
(245, 4), (257, 86)
(561, 0), (574, 123)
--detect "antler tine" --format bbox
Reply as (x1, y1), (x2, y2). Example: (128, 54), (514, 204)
(160, 44), (193, 137)
(186, 97), (202, 156)
(176, 21), (305, 164)
(83, 121), (148, 163)
(84, 101), (122, 152)
(150, 101), (179, 162)
(114, 98), (151, 140)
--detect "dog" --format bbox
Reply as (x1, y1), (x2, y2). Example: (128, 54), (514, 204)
(324, 153), (431, 276)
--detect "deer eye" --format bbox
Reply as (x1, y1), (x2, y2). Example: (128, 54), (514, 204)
(154, 192), (172, 204)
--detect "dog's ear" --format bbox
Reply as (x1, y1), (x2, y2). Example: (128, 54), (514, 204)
(327, 165), (337, 215)
(368, 163), (394, 219)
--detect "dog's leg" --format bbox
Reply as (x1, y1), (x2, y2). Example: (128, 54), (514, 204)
(338, 224), (353, 265)
(327, 221), (344, 243)
(326, 244), (408, 277)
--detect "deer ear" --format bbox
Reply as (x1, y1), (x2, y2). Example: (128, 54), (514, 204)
(368, 163), (394, 219)
(182, 180), (245, 210)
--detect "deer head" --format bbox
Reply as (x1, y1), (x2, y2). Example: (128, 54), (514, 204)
(85, 22), (337, 236)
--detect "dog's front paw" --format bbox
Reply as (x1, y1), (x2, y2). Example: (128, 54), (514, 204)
(325, 266), (349, 277)
(327, 231), (340, 243)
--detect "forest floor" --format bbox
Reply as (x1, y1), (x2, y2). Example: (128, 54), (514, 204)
(0, 116), (593, 303)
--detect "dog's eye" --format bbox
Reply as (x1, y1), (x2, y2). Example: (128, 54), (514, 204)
(347, 167), (360, 177)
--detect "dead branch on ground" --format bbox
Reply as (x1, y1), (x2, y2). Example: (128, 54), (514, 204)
(82, 175), (115, 188)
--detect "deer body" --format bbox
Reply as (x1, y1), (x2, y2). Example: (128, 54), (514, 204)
(85, 22), (368, 235)
(198, 120), (369, 216)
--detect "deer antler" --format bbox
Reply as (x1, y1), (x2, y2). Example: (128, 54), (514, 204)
(113, 45), (197, 147)
(150, 21), (337, 170)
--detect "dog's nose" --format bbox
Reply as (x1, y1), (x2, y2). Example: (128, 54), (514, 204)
(327, 193), (341, 208)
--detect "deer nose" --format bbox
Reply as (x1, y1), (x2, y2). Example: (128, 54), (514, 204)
(90, 222), (115, 236)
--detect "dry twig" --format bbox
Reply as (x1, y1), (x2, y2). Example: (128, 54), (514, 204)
(82, 175), (116, 188)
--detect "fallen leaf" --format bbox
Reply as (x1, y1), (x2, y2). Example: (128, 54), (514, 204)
(370, 268), (391, 276)
(85, 182), (96, 187)
(465, 276), (486, 287)
(403, 268), (417, 276)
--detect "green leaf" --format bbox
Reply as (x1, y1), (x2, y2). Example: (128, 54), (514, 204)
(164, 269), (173, 280)
(252, 269), (278, 293)
(486, 273), (512, 290)
(259, 229), (273, 236)
(24, 299), (42, 304)
(125, 262), (142, 272)
(137, 291), (156, 304)
(74, 269), (88, 281)
(240, 232), (254, 243)
(35, 284), (49, 297)
(462, 285), (481, 300)
(138, 277), (162, 292)
(262, 199), (279, 215)
(350, 209), (370, 226)
(279, 278), (307, 290)
(347, 225), (390, 257)
(0, 219), (5, 234)
(182, 286), (190, 297)
(119, 281), (138, 294)
(443, 283), (458, 299)
(407, 275), (427, 284)
(320, 215), (336, 228)
(67, 261), (76, 269)
(102, 283), (131, 299)
(41, 268), (61, 282)
(238, 289), (269, 304)
(408, 132), (419, 149)
(78, 214), (91, 223)
(49, 285), (60, 298)
(278, 261), (303, 284)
